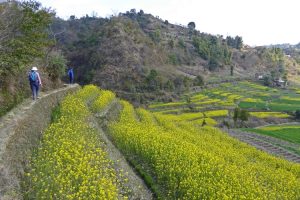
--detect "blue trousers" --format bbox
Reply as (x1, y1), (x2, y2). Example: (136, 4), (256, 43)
(30, 83), (39, 100)
(69, 75), (74, 84)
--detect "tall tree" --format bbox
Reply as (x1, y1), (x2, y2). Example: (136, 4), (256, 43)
(235, 36), (243, 49)
(188, 22), (196, 29)
(0, 1), (53, 77)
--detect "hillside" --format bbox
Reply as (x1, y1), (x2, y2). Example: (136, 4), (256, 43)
(52, 10), (300, 104)
(3, 85), (298, 199)
(1, 2), (300, 199)
(0, 1), (68, 117)
(1, 3), (299, 116)
(266, 43), (300, 83)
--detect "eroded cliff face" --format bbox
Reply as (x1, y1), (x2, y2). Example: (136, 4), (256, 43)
(0, 84), (80, 200)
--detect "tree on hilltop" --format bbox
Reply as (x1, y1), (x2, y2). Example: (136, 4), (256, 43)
(226, 35), (243, 49)
(188, 21), (196, 29)
(235, 36), (243, 50)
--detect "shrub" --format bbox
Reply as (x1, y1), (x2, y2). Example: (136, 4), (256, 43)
(46, 52), (67, 80)
(193, 75), (204, 86)
(296, 110), (300, 119)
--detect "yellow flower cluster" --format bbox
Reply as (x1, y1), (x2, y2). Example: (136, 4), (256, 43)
(165, 112), (204, 121)
(259, 125), (300, 131)
(240, 81), (277, 92)
(159, 110), (226, 125)
(190, 94), (208, 102)
(281, 96), (300, 101)
(220, 92), (232, 97)
(108, 100), (300, 199)
(242, 97), (263, 103)
(149, 101), (186, 109)
(91, 90), (116, 112)
(218, 100), (235, 106)
(23, 87), (126, 199)
(250, 112), (290, 118)
(194, 99), (221, 105)
(227, 94), (243, 101)
(204, 109), (228, 117)
(157, 113), (216, 126)
(212, 91), (221, 95)
(206, 90), (242, 107)
(76, 85), (102, 101)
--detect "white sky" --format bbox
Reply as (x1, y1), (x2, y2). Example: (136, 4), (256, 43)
(38, 0), (300, 46)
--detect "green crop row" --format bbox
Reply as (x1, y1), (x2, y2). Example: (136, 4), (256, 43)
(245, 125), (300, 145)
(249, 112), (290, 118)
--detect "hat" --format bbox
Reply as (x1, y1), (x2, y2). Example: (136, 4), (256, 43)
(31, 67), (38, 71)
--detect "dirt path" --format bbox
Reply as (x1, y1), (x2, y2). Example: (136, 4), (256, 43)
(0, 84), (78, 128)
(91, 100), (153, 200)
(0, 84), (79, 199)
(0, 84), (79, 161)
(0, 85), (152, 199)
(227, 129), (300, 163)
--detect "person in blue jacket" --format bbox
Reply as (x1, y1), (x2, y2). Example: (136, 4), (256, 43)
(68, 67), (74, 84)
(28, 67), (42, 100)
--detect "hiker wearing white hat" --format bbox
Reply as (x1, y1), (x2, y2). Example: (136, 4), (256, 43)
(28, 67), (42, 100)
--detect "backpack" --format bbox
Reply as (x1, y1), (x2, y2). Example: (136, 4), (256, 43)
(68, 68), (73, 77)
(29, 71), (38, 83)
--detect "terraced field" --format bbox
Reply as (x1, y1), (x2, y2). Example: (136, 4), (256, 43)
(20, 85), (300, 199)
(149, 81), (300, 127)
(228, 129), (300, 162)
(233, 124), (300, 162)
(23, 86), (129, 199)
(108, 100), (300, 199)
(148, 81), (300, 164)
(244, 124), (300, 145)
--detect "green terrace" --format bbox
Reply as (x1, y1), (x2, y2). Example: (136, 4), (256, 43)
(243, 124), (300, 145)
(148, 81), (299, 126)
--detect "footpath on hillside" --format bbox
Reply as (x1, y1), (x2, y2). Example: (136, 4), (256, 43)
(0, 84), (80, 199)
(0, 84), (152, 200)
(1, 84), (298, 199)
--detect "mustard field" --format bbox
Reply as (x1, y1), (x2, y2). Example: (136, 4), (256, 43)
(108, 100), (300, 199)
(23, 86), (127, 199)
(22, 84), (300, 199)
(249, 111), (290, 118)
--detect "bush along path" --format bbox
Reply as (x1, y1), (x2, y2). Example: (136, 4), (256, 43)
(227, 129), (300, 163)
(22, 85), (152, 199)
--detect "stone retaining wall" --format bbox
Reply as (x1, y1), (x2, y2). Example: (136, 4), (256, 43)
(0, 84), (80, 200)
